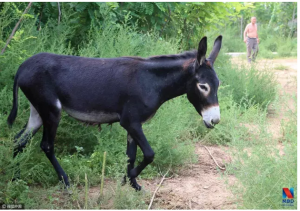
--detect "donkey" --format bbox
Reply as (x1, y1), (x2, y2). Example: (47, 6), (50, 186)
(7, 36), (222, 190)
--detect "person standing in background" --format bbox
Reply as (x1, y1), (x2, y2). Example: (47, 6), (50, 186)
(244, 17), (259, 63)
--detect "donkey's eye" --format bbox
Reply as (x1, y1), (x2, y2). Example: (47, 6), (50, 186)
(200, 85), (208, 91)
(197, 83), (210, 96)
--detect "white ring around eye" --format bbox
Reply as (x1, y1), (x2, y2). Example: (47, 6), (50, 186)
(197, 83), (210, 97)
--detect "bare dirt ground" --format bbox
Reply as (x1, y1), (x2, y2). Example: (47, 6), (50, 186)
(141, 144), (236, 209)
(88, 57), (297, 209)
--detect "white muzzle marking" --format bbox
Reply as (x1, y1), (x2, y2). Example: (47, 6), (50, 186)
(201, 105), (220, 126)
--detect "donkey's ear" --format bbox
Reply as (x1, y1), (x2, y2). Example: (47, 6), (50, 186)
(197, 36), (207, 65)
(207, 35), (222, 66)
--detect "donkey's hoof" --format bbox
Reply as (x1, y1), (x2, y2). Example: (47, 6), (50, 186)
(134, 184), (142, 191)
(130, 180), (142, 191)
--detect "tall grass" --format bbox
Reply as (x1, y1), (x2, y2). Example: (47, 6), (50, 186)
(79, 23), (178, 58)
(209, 26), (245, 52)
(223, 93), (297, 209)
(214, 52), (277, 109)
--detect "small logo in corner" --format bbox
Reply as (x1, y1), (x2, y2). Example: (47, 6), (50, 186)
(282, 188), (294, 206)
(283, 188), (294, 199)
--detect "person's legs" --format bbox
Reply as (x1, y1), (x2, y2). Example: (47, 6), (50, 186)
(252, 39), (259, 62)
(246, 38), (253, 63)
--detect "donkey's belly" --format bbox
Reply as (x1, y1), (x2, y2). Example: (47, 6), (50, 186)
(63, 107), (120, 124)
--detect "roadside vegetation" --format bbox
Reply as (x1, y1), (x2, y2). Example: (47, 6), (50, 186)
(218, 25), (297, 59)
(0, 2), (297, 209)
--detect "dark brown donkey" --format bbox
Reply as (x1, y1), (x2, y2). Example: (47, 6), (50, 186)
(8, 36), (222, 190)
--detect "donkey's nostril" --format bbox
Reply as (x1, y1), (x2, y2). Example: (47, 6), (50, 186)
(212, 118), (220, 125)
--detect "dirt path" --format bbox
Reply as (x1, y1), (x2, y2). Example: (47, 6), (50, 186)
(87, 57), (297, 209)
(87, 144), (237, 209)
(141, 144), (236, 209)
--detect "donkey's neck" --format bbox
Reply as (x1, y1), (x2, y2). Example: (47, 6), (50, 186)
(148, 58), (195, 103)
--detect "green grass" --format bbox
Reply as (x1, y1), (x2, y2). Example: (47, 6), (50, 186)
(214, 52), (277, 109)
(224, 93), (297, 209)
(274, 64), (290, 71)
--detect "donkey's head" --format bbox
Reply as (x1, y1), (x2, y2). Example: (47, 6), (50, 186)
(187, 36), (222, 128)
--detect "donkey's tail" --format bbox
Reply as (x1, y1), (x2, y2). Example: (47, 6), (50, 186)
(7, 73), (19, 127)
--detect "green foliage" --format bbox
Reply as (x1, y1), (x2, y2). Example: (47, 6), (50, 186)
(225, 94), (297, 209)
(209, 26), (245, 52)
(210, 92), (271, 148)
(277, 37), (297, 57)
(214, 53), (277, 109)
(79, 22), (178, 58)
(212, 22), (297, 58)
(2, 180), (30, 204)
(213, 2), (297, 58)
(1, 2), (257, 51)
(0, 9), (73, 89)
(257, 25), (297, 57)
(113, 183), (149, 209)
(274, 64), (289, 71)
(1, 2), (296, 53)
(257, 48), (276, 59)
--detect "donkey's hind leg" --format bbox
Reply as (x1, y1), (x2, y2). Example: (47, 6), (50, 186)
(39, 101), (69, 187)
(13, 104), (42, 180)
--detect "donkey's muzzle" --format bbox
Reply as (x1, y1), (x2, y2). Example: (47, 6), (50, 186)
(202, 106), (220, 128)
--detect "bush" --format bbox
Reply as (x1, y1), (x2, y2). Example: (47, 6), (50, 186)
(79, 23), (178, 58)
(0, 16), (74, 90)
(214, 53), (277, 109)
(259, 34), (278, 52)
(257, 47), (276, 59)
(277, 37), (297, 57)
(113, 183), (149, 209)
(207, 26), (245, 52)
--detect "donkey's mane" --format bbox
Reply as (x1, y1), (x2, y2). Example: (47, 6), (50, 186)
(123, 50), (197, 61)
(147, 50), (197, 61)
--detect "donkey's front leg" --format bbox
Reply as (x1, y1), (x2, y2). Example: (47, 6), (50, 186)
(121, 122), (155, 190)
(124, 134), (141, 190)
